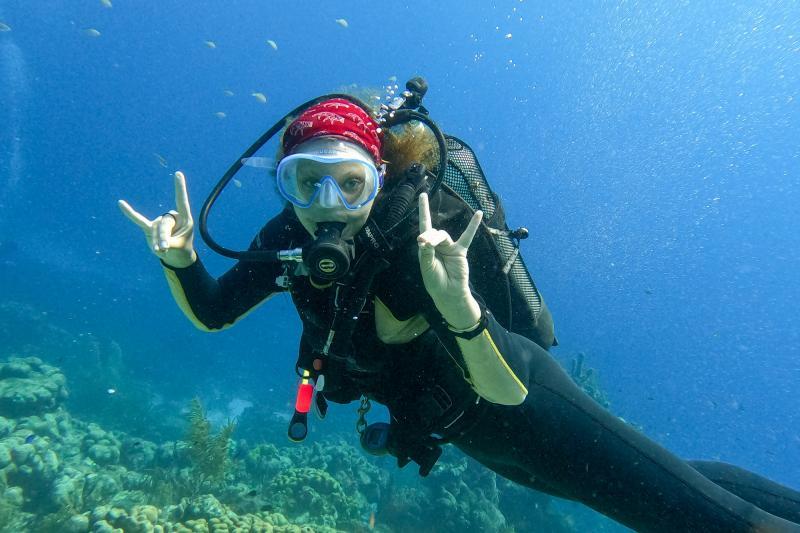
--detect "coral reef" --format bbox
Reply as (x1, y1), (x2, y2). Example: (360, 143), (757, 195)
(0, 355), (332, 532)
(267, 467), (348, 527)
(374, 449), (575, 532)
(236, 439), (385, 529)
(87, 496), (326, 533)
(414, 454), (507, 531)
(0, 300), (182, 444)
(0, 357), (68, 418)
(0, 350), (577, 532)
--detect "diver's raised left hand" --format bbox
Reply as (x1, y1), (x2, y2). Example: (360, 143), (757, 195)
(417, 192), (483, 330)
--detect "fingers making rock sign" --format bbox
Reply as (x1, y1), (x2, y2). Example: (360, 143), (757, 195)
(417, 192), (483, 272)
(118, 171), (194, 256)
(416, 191), (484, 305)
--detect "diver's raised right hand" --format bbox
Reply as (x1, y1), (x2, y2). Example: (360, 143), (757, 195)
(118, 171), (197, 268)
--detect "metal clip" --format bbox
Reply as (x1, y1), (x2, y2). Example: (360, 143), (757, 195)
(356, 395), (372, 436)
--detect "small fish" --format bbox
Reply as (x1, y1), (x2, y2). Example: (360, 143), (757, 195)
(153, 153), (168, 168)
(132, 440), (141, 447)
(0, 22), (11, 32)
(266, 40), (278, 50)
(369, 510), (375, 529)
(214, 111), (226, 119)
(233, 178), (242, 188)
(223, 89), (234, 97)
(25, 434), (36, 444)
(388, 75), (397, 82)
(100, 0), (113, 8)
(251, 92), (267, 104)
(505, 33), (513, 39)
(107, 388), (117, 395)
(84, 28), (102, 37)
(204, 40), (217, 49)
(246, 489), (257, 497)
(335, 18), (349, 28)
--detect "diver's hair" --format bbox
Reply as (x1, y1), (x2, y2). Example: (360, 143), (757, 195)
(382, 121), (439, 184)
(275, 87), (440, 185)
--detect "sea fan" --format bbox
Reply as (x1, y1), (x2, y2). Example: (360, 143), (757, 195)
(186, 397), (236, 489)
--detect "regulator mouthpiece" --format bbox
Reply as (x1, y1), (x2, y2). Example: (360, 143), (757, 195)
(304, 222), (353, 282)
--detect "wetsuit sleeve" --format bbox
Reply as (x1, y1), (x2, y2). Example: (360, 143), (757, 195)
(162, 255), (283, 331)
(448, 302), (533, 405)
(161, 211), (295, 331)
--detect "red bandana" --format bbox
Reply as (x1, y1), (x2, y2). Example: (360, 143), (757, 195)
(282, 98), (383, 164)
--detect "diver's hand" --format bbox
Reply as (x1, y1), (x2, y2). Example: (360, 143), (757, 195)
(118, 171), (197, 268)
(417, 192), (483, 330)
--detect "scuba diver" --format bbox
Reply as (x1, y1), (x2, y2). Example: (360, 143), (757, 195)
(119, 79), (800, 532)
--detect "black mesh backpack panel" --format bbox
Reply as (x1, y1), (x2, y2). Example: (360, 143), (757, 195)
(442, 135), (554, 348)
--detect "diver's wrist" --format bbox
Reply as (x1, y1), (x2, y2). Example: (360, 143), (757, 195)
(161, 249), (197, 269)
(448, 306), (489, 340)
(439, 295), (482, 331)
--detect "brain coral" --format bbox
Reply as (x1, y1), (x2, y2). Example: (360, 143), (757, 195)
(0, 357), (68, 418)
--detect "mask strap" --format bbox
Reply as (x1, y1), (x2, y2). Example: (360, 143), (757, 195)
(378, 164), (387, 189)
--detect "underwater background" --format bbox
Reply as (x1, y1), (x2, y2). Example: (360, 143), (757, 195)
(0, 0), (798, 531)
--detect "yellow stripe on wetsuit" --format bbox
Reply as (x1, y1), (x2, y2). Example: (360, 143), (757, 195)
(163, 267), (215, 331)
(481, 328), (528, 396)
(162, 267), (273, 331)
(455, 328), (528, 405)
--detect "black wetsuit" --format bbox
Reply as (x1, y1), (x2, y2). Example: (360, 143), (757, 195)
(164, 188), (800, 532)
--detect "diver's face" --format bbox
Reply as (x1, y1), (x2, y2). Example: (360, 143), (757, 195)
(282, 136), (380, 239)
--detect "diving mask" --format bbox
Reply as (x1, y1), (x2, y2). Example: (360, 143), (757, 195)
(276, 139), (384, 211)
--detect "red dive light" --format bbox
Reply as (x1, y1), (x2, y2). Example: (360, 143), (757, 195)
(295, 382), (314, 413)
(288, 370), (314, 442)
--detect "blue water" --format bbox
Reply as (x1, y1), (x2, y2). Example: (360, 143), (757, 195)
(1, 0), (798, 529)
